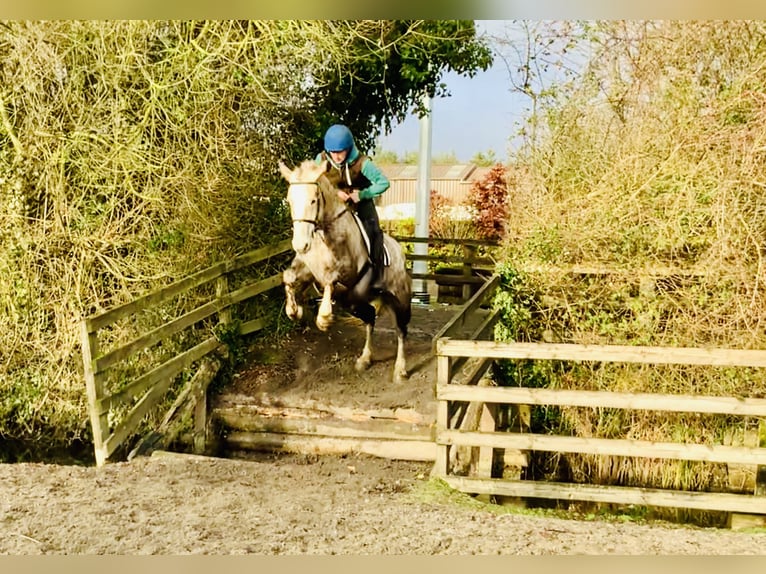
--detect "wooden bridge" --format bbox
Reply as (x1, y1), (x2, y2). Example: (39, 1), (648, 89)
(81, 237), (766, 528)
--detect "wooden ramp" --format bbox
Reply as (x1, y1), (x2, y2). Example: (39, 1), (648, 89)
(209, 304), (490, 461)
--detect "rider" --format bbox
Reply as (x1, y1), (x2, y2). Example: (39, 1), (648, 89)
(316, 124), (389, 292)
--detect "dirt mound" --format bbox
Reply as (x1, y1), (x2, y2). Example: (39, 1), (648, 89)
(219, 304), (458, 415)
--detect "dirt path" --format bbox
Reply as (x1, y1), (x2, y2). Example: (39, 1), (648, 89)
(1, 304), (765, 554)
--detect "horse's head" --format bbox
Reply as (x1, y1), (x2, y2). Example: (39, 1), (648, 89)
(279, 159), (332, 254)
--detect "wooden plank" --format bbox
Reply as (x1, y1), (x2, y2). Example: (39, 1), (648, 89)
(442, 476), (766, 515)
(436, 339), (766, 368)
(477, 403), (497, 477)
(84, 240), (291, 333)
(224, 432), (435, 462)
(405, 253), (495, 266)
(102, 367), (179, 458)
(94, 300), (221, 374)
(126, 357), (221, 460)
(96, 337), (222, 414)
(237, 396), (435, 426)
(462, 245), (477, 302)
(213, 408), (433, 441)
(410, 273), (486, 285)
(216, 275), (232, 327)
(228, 273), (284, 305)
(94, 272), (283, 374)
(394, 236), (499, 248)
(729, 513), (766, 530)
(436, 385), (766, 417)
(433, 274), (500, 345)
(85, 262), (226, 333)
(437, 429), (766, 466)
(451, 357), (493, 387)
(150, 450), (220, 462)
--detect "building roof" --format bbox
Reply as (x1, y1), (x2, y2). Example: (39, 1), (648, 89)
(378, 163), (492, 182)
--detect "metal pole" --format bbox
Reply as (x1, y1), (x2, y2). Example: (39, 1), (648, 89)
(413, 92), (432, 303)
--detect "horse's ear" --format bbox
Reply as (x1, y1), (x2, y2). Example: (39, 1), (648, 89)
(278, 161), (293, 182)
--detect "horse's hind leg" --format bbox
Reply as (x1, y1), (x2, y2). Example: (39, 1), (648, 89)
(392, 305), (409, 383)
(356, 322), (374, 372)
(350, 302), (376, 372)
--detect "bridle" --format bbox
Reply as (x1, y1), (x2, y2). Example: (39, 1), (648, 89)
(289, 178), (350, 232)
(287, 173), (373, 286)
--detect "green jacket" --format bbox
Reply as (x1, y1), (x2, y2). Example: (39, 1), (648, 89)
(315, 145), (389, 201)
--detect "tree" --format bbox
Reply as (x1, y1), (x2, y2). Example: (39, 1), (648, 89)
(467, 163), (508, 240)
(470, 150), (498, 166)
(371, 148), (401, 163)
(0, 20), (493, 452)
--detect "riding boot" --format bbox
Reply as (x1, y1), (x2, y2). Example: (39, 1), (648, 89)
(369, 227), (385, 292)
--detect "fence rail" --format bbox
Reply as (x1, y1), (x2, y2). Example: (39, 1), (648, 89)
(81, 239), (293, 466)
(394, 235), (498, 302)
(434, 334), (766, 518)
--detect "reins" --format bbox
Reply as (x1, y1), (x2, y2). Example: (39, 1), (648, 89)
(290, 179), (350, 232)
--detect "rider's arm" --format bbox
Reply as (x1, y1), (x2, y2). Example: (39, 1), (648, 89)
(358, 159), (390, 201)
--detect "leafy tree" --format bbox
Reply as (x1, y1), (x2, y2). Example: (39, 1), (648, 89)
(467, 163), (508, 240)
(432, 152), (459, 164)
(0, 20), (493, 454)
(371, 148), (401, 163)
(470, 149), (498, 166)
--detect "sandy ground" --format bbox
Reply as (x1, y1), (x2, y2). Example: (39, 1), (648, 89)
(1, 452), (765, 555)
(1, 304), (766, 554)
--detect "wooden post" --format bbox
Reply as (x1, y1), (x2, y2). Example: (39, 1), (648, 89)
(81, 320), (110, 466)
(757, 419), (766, 497)
(461, 244), (476, 302)
(730, 419), (766, 529)
(192, 358), (221, 455)
(216, 274), (232, 327)
(193, 388), (208, 455)
(477, 402), (497, 477)
(432, 354), (452, 477)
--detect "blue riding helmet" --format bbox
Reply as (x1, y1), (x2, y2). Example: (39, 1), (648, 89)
(324, 124), (354, 152)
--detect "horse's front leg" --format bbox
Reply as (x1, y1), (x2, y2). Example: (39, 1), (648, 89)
(316, 283), (334, 332)
(283, 258), (312, 321)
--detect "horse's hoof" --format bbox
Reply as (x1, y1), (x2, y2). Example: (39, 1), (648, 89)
(316, 316), (332, 331)
(287, 309), (303, 321)
(355, 357), (371, 372)
(393, 371), (409, 384)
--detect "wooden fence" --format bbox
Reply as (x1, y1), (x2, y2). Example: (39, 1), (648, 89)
(81, 239), (293, 466)
(394, 236), (498, 303)
(80, 234), (493, 466)
(434, 323), (766, 521)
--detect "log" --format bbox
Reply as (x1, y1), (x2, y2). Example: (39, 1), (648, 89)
(224, 431), (435, 461)
(221, 395), (435, 426)
(213, 407), (433, 441)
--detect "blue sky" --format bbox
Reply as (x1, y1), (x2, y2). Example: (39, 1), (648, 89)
(376, 20), (526, 163)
